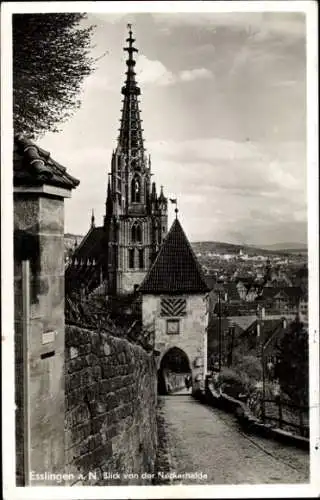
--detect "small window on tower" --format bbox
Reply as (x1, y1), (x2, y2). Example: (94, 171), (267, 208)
(131, 222), (142, 243)
(136, 224), (142, 243)
(129, 248), (135, 269)
(131, 176), (141, 203)
(138, 249), (144, 269)
(117, 194), (121, 207)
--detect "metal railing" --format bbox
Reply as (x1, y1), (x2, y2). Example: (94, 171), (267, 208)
(263, 398), (309, 437)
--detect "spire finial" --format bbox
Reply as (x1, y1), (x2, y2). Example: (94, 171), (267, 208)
(169, 197), (178, 218)
(118, 25), (145, 159)
(123, 23), (138, 75)
(91, 209), (95, 228)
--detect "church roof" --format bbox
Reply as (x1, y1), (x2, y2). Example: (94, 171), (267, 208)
(65, 226), (107, 294)
(14, 134), (79, 189)
(71, 226), (106, 260)
(139, 218), (209, 295)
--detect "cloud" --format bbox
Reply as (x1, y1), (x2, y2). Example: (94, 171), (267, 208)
(146, 137), (307, 242)
(136, 55), (213, 86)
(91, 13), (127, 25)
(136, 55), (175, 86)
(151, 12), (305, 39)
(150, 137), (261, 164)
(39, 15), (306, 244)
(271, 80), (297, 88)
(40, 136), (306, 244)
(180, 68), (213, 82)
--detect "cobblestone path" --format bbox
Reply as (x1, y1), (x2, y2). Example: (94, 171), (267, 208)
(154, 395), (309, 485)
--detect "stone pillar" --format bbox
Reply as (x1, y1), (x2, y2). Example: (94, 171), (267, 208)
(14, 186), (71, 485)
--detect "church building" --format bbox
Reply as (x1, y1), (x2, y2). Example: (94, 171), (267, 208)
(66, 26), (168, 296)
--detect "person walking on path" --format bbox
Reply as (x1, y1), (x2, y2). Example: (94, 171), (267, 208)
(185, 375), (192, 392)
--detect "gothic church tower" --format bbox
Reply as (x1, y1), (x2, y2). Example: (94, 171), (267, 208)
(104, 26), (168, 295)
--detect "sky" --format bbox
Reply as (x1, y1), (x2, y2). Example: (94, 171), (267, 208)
(38, 10), (307, 246)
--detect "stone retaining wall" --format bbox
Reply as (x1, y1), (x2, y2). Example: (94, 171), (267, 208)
(65, 325), (157, 485)
(203, 383), (309, 450)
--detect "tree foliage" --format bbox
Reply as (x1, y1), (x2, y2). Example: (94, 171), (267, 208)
(13, 13), (95, 137)
(275, 318), (309, 406)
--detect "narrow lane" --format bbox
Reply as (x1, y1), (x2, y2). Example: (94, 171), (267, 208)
(155, 395), (309, 485)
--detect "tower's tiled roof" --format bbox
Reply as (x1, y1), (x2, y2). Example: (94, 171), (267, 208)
(139, 218), (209, 294)
(14, 134), (79, 189)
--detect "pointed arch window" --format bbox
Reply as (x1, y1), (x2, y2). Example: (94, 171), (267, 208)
(128, 248), (135, 269)
(131, 175), (141, 203)
(138, 249), (144, 269)
(153, 222), (158, 243)
(131, 221), (142, 243)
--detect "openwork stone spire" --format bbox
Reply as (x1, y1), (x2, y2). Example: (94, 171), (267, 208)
(118, 24), (145, 159)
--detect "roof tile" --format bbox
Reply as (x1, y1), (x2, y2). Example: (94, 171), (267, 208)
(14, 134), (79, 189)
(139, 218), (209, 294)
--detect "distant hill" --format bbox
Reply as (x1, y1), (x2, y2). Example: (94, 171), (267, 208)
(64, 233), (306, 257)
(257, 242), (308, 253)
(190, 241), (292, 256)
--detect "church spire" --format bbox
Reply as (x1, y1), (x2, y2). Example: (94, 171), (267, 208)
(106, 175), (113, 215)
(118, 24), (145, 160)
(91, 209), (95, 228)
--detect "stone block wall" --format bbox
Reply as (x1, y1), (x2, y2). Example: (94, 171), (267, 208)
(14, 194), (66, 485)
(65, 325), (157, 485)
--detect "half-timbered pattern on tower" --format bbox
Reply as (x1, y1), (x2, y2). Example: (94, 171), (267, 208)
(66, 26), (168, 297)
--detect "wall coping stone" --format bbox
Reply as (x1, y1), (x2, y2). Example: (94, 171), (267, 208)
(14, 184), (72, 198)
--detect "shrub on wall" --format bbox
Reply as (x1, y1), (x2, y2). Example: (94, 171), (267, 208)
(275, 318), (309, 407)
(234, 354), (262, 380)
(232, 354), (262, 394)
(216, 368), (246, 399)
(215, 354), (264, 401)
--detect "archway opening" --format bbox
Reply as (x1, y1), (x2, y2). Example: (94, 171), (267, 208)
(158, 347), (192, 395)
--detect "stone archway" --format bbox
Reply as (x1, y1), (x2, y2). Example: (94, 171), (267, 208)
(158, 347), (192, 395)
